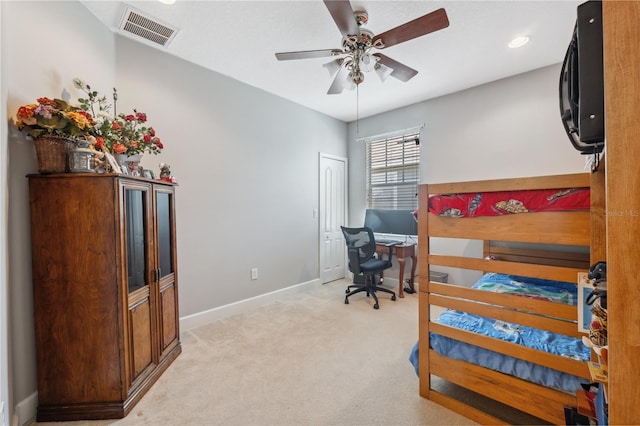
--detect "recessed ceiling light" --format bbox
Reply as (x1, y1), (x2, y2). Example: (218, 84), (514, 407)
(508, 36), (530, 48)
(158, 0), (176, 4)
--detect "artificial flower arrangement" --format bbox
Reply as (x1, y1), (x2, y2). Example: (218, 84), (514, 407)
(96, 110), (163, 156)
(14, 97), (95, 139)
(74, 79), (164, 156)
(13, 79), (165, 174)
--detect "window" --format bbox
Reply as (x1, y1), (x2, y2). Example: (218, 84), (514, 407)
(365, 131), (420, 210)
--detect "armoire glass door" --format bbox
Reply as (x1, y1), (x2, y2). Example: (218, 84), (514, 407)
(156, 191), (173, 279)
(154, 186), (178, 357)
(125, 188), (148, 293)
(124, 185), (154, 382)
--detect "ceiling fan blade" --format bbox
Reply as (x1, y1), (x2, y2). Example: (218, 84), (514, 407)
(323, 0), (359, 38)
(276, 49), (343, 61)
(327, 66), (350, 95)
(373, 54), (418, 82)
(372, 8), (449, 49)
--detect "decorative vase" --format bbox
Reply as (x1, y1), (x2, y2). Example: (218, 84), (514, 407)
(113, 153), (128, 173)
(33, 135), (75, 174)
(112, 153), (143, 175)
(125, 154), (143, 176)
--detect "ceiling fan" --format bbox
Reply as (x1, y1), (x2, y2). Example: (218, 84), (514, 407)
(275, 1), (449, 95)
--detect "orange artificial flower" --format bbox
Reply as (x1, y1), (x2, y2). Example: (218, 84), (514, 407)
(112, 143), (127, 154)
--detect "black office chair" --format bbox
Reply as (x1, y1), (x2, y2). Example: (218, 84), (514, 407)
(340, 226), (397, 309)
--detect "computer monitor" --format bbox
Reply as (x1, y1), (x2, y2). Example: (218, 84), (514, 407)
(364, 209), (417, 237)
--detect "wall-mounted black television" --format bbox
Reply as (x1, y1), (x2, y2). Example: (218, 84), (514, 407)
(364, 209), (417, 236)
(559, 0), (605, 154)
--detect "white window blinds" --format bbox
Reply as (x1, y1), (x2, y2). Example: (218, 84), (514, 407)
(365, 131), (420, 210)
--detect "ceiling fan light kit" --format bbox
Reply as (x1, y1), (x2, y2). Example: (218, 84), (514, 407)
(275, 0), (449, 95)
(374, 63), (393, 82)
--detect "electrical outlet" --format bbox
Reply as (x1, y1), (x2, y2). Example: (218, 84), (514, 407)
(251, 268), (258, 280)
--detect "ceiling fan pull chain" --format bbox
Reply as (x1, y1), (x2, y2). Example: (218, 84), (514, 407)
(356, 84), (360, 134)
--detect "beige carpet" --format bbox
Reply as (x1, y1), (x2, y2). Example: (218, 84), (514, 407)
(34, 279), (477, 426)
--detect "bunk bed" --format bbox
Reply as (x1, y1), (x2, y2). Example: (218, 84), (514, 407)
(415, 173), (599, 425)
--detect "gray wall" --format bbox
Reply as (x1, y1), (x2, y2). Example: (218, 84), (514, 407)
(3, 0), (346, 421)
(113, 35), (346, 315)
(347, 64), (586, 221)
(346, 65), (588, 284)
(4, 1), (117, 418)
(0, 2), (9, 425)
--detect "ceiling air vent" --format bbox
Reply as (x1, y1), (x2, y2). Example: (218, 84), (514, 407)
(119, 7), (179, 47)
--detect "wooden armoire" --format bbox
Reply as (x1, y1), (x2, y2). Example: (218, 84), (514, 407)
(28, 174), (181, 421)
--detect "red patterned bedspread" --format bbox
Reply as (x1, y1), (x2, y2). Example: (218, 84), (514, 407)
(428, 188), (590, 217)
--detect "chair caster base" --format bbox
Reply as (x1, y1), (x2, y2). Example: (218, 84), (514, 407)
(344, 298), (349, 304)
(391, 295), (396, 301)
(373, 303), (379, 309)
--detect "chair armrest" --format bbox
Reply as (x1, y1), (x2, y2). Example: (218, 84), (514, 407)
(384, 242), (398, 262)
(347, 247), (362, 274)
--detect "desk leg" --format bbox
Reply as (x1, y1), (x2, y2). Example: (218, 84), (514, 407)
(408, 255), (417, 292)
(398, 258), (406, 298)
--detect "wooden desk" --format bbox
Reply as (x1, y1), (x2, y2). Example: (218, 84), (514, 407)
(375, 242), (417, 298)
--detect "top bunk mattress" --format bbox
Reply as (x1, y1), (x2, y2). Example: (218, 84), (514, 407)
(428, 187), (590, 218)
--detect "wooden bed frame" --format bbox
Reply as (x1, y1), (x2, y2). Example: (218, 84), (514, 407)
(418, 172), (601, 425)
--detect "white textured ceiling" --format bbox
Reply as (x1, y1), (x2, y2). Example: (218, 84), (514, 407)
(80, 0), (581, 123)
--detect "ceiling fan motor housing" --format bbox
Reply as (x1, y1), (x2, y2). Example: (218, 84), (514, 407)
(354, 10), (368, 26)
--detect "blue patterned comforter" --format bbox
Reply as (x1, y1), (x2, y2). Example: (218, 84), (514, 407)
(409, 273), (589, 393)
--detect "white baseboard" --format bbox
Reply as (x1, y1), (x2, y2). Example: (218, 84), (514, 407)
(13, 391), (36, 426)
(381, 276), (400, 288)
(179, 278), (320, 331)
